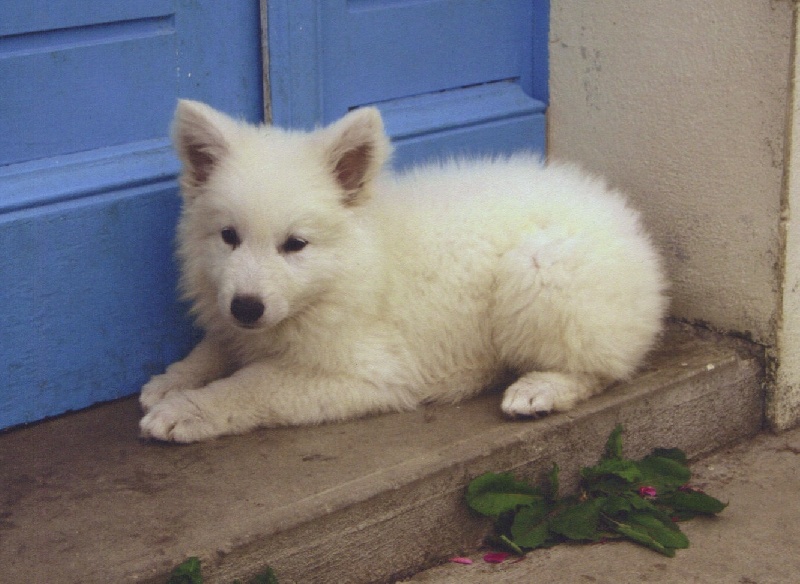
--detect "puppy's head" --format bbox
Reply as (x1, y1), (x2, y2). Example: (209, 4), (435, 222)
(171, 100), (391, 333)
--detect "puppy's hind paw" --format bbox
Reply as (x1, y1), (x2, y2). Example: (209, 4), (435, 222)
(501, 381), (557, 418)
(501, 371), (594, 418)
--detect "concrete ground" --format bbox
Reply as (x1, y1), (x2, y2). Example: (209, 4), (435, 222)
(401, 426), (800, 584)
(0, 324), (769, 583)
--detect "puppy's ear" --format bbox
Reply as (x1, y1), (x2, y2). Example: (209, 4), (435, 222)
(172, 100), (236, 194)
(320, 107), (392, 206)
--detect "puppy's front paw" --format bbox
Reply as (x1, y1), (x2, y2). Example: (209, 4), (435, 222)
(139, 393), (221, 443)
(140, 374), (182, 413)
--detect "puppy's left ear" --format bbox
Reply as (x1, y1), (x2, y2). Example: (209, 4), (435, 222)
(320, 107), (392, 206)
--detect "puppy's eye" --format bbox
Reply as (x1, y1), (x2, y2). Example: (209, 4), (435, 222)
(281, 236), (308, 253)
(221, 227), (241, 248)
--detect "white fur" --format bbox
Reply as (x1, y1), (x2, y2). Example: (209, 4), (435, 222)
(139, 100), (668, 442)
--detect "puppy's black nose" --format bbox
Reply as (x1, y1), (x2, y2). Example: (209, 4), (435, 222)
(230, 295), (265, 325)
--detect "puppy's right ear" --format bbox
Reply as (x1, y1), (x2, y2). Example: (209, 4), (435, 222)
(172, 100), (235, 193)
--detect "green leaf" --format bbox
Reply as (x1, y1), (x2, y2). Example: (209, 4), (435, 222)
(167, 557), (203, 584)
(510, 505), (551, 549)
(601, 494), (632, 516)
(588, 476), (631, 496)
(608, 512), (688, 557)
(660, 490), (727, 515)
(637, 456), (691, 490)
(581, 458), (643, 485)
(549, 499), (602, 542)
(623, 491), (660, 512)
(613, 522), (676, 557)
(628, 512), (689, 550)
(603, 424), (625, 460)
(466, 473), (543, 518)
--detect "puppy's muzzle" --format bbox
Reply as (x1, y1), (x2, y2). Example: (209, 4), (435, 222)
(231, 295), (265, 326)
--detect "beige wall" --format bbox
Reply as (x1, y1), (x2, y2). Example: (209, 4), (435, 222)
(548, 1), (796, 427)
(549, 0), (793, 343)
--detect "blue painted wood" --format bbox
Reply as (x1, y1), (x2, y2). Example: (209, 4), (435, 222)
(0, 0), (172, 36)
(389, 116), (546, 169)
(320, 0), (541, 119)
(0, 1), (262, 429)
(0, 185), (191, 428)
(174, 2), (264, 117)
(0, 140), (178, 214)
(376, 81), (546, 167)
(1, 30), (175, 166)
(265, 1), (323, 128)
(268, 0), (549, 166)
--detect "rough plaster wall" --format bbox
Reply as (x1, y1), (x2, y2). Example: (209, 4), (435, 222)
(548, 0), (793, 345)
(775, 7), (800, 431)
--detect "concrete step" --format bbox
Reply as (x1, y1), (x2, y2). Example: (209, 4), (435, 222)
(1, 323), (764, 584)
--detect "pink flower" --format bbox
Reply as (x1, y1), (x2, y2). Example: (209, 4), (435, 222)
(483, 552), (510, 564)
(638, 486), (657, 498)
(449, 557), (473, 565)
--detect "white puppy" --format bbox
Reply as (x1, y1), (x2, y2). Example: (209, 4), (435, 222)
(139, 101), (667, 442)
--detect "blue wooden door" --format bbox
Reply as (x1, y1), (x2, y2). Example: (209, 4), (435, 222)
(0, 1), (262, 429)
(267, 0), (548, 167)
(0, 1), (548, 430)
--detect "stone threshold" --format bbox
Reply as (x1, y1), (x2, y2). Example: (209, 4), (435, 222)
(0, 323), (764, 583)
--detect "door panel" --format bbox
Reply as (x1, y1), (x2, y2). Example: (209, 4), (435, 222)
(322, 0), (534, 113)
(378, 80), (545, 167)
(1, 23), (175, 166)
(0, 0), (172, 36)
(268, 0), (548, 166)
(0, 1), (262, 429)
(0, 187), (189, 426)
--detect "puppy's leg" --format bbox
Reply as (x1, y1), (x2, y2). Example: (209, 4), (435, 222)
(139, 362), (416, 442)
(501, 371), (603, 417)
(139, 336), (231, 413)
